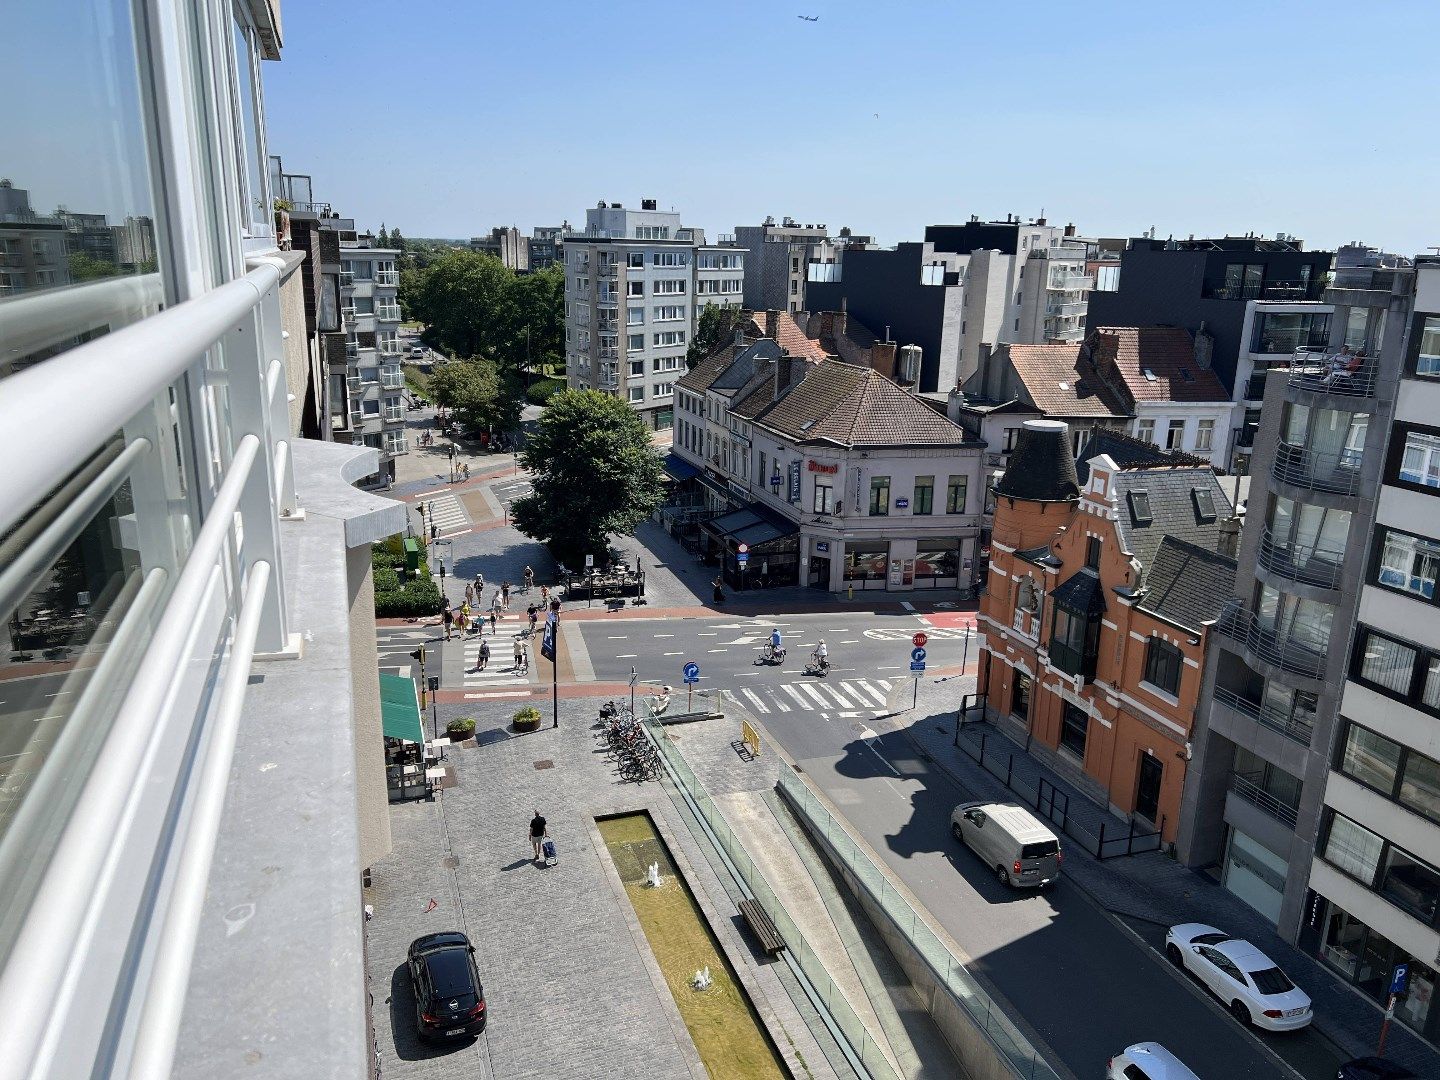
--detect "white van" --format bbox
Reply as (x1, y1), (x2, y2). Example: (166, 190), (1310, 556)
(950, 801), (1061, 888)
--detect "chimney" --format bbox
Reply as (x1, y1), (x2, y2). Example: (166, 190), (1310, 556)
(1064, 223), (1076, 237)
(1217, 514), (1241, 559)
(733, 327), (746, 346)
(764, 310), (780, 341)
(1193, 323), (1214, 370)
(773, 354), (798, 399)
(820, 310), (835, 343)
(835, 300), (847, 338)
(870, 340), (897, 378)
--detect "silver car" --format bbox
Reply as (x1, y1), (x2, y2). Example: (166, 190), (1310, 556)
(950, 801), (1061, 888)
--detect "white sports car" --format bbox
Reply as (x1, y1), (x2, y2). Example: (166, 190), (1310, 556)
(1165, 923), (1313, 1031)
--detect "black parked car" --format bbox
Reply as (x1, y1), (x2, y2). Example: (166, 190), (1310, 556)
(407, 932), (486, 1041)
(1338, 1057), (1416, 1080)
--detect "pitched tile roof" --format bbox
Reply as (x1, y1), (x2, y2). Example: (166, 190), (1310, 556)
(746, 361), (973, 448)
(711, 338), (781, 392)
(1006, 344), (1128, 417)
(676, 346), (735, 394)
(1074, 429), (1213, 483)
(791, 310), (880, 367)
(1108, 466), (1234, 582)
(748, 310), (829, 362)
(1087, 327), (1230, 403)
(1135, 536), (1238, 632)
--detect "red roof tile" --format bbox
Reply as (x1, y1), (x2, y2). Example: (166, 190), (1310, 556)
(1088, 327), (1230, 403)
(1006, 344), (1128, 417)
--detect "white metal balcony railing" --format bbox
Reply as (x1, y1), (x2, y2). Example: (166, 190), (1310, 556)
(1212, 686), (1315, 746)
(381, 371), (404, 389)
(598, 346), (619, 361)
(346, 375), (361, 390)
(596, 295), (619, 309)
(1287, 348), (1379, 398)
(383, 406), (405, 422)
(1045, 300), (1087, 317)
(597, 316), (618, 332)
(341, 305), (356, 321)
(374, 269), (399, 287)
(338, 271), (353, 287)
(377, 339), (401, 356)
(1048, 274), (1094, 291)
(374, 305), (401, 322)
(350, 408), (366, 424)
(344, 342), (359, 358)
(0, 261), (297, 1075)
(597, 263), (618, 278)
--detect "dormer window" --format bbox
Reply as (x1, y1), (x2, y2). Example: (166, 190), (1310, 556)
(1127, 490), (1153, 526)
(1192, 488), (1217, 522)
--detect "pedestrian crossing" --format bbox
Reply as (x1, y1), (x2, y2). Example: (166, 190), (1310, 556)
(421, 492), (468, 536)
(456, 623), (533, 696)
(734, 679), (894, 718)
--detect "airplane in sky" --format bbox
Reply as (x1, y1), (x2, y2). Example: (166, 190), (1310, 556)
(797, 14), (818, 21)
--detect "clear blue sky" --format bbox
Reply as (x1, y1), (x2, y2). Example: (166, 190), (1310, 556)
(265, 0), (1440, 255)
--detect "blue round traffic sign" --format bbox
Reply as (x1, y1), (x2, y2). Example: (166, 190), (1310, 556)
(683, 662), (700, 681)
(911, 646), (927, 662)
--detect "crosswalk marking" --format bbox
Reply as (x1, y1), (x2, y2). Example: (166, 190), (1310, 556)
(422, 492), (468, 535)
(732, 680), (891, 718)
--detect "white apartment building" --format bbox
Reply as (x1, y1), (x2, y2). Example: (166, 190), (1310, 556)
(340, 242), (407, 483)
(564, 198), (741, 429)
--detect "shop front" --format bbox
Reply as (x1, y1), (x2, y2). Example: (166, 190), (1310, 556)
(1221, 828), (1289, 926)
(702, 505), (799, 590)
(1308, 894), (1439, 1044)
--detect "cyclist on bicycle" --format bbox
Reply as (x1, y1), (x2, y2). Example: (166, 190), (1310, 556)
(767, 627), (783, 661)
(812, 639), (829, 672)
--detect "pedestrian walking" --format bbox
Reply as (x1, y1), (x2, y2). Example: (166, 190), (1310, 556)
(464, 582), (474, 606)
(474, 571), (484, 595)
(489, 610), (498, 633)
(529, 810), (548, 863)
(540, 585), (550, 607)
(476, 639), (490, 672)
(523, 565), (534, 592)
(441, 605), (454, 641)
(513, 636), (527, 672)
(501, 582), (511, 610)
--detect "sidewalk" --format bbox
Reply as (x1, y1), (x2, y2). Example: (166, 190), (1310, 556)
(896, 677), (1439, 1078)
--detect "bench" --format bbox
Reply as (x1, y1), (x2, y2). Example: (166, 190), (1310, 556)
(738, 899), (785, 955)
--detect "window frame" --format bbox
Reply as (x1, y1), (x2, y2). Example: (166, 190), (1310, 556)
(868, 476), (890, 516)
(1335, 718), (1440, 828)
(945, 475), (968, 514)
(1385, 421), (1440, 496)
(1142, 636), (1183, 696)
(1371, 524), (1440, 605)
(912, 475), (934, 515)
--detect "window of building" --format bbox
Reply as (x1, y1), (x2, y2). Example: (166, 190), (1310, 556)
(1002, 427), (1020, 452)
(1127, 490), (1153, 525)
(1222, 262), (1265, 299)
(1195, 419), (1215, 452)
(1357, 630), (1417, 697)
(1375, 526), (1440, 602)
(1322, 812), (1385, 882)
(654, 382), (673, 399)
(813, 480), (833, 514)
(654, 305), (685, 322)
(1165, 419), (1185, 450)
(868, 476), (890, 516)
(653, 279), (687, 295)
(627, 333), (644, 352)
(1135, 418), (1155, 445)
(627, 251), (644, 268)
(361, 398), (380, 415)
(1085, 536), (1101, 569)
(914, 538), (960, 580)
(946, 475), (967, 514)
(627, 280), (644, 297)
(628, 386), (644, 402)
(1345, 307), (1371, 351)
(652, 330), (686, 347)
(1060, 702), (1089, 760)
(1416, 316), (1440, 377)
(629, 360), (644, 376)
(1398, 430), (1440, 490)
(790, 280), (798, 296)
(1380, 846), (1440, 923)
(842, 542), (890, 581)
(1251, 312), (1331, 353)
(1013, 318), (1020, 331)
(626, 306), (644, 326)
(1050, 604), (1099, 681)
(912, 476), (934, 514)
(1142, 637), (1183, 695)
(1011, 674), (1032, 721)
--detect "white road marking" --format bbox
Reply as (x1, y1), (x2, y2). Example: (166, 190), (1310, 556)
(654, 634), (675, 638)
(464, 691), (531, 699)
(799, 684), (831, 709)
(853, 680), (889, 707)
(877, 665), (903, 670)
(698, 632), (718, 637)
(741, 689), (769, 714)
(617, 654), (637, 658)
(707, 648), (727, 653)
(839, 711), (862, 718)
(901, 602), (915, 611)
(607, 636), (628, 639)
(840, 639), (859, 644)
(663, 651), (683, 656)
(781, 685), (809, 709)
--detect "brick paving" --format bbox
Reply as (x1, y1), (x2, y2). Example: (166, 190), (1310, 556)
(364, 693), (847, 1080)
(896, 677), (1440, 1078)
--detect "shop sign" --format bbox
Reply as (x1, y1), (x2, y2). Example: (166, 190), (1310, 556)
(815, 541), (830, 553)
(895, 497), (910, 509)
(807, 460), (839, 474)
(788, 459), (802, 502)
(727, 480), (748, 499)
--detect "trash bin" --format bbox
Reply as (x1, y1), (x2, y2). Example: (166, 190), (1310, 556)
(403, 537), (421, 574)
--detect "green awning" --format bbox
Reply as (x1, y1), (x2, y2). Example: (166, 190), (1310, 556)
(380, 673), (424, 743)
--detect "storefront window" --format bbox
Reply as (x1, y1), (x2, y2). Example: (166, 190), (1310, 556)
(842, 542), (888, 581)
(913, 538), (959, 579)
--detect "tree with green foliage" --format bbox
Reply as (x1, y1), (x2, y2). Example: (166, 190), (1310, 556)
(376, 225), (390, 248)
(389, 226), (405, 253)
(510, 390), (666, 567)
(687, 302), (747, 368)
(68, 252), (119, 282)
(407, 250), (516, 360)
(507, 262), (564, 372)
(428, 357), (520, 435)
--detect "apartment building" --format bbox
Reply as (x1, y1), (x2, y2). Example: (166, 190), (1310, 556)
(0, 2), (404, 1076)
(529, 224), (572, 269)
(564, 198), (742, 429)
(806, 215), (1092, 394)
(1177, 257), (1424, 966)
(732, 217), (840, 312)
(470, 225), (528, 270)
(672, 345), (984, 592)
(340, 238), (408, 483)
(978, 421), (1236, 842)
(0, 181), (68, 306)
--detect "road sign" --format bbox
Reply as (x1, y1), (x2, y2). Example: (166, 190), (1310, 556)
(683, 662), (700, 684)
(737, 543), (749, 554)
(911, 646), (927, 663)
(585, 554), (594, 568)
(629, 667), (638, 688)
(910, 660), (927, 672)
(913, 631), (928, 648)
(1392, 963), (1410, 996)
(737, 552), (749, 566)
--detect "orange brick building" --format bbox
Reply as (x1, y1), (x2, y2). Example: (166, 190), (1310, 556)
(977, 420), (1238, 843)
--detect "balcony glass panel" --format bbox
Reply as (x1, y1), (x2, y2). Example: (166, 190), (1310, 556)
(1252, 312), (1330, 353)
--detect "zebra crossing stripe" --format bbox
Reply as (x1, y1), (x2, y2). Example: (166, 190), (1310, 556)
(798, 684), (831, 709)
(823, 684), (860, 710)
(741, 688), (769, 714)
(852, 680), (889, 707)
(780, 685), (808, 709)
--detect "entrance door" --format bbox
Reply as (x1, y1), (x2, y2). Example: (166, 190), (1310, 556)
(809, 557), (830, 588)
(1135, 753), (1163, 822)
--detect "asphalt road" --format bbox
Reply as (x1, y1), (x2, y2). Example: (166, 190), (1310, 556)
(576, 611), (1342, 1080)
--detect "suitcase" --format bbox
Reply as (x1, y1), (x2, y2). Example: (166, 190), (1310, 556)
(542, 839), (557, 867)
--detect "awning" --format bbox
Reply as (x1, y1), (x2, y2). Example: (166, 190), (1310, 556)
(704, 505), (799, 549)
(380, 673), (425, 743)
(662, 452), (699, 482)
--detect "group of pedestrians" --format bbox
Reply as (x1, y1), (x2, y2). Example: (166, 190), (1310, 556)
(438, 567), (549, 676)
